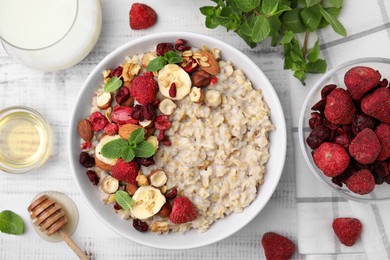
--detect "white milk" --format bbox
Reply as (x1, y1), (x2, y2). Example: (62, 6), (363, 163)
(0, 0), (102, 71)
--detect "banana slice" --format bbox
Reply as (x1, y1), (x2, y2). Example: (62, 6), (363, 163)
(158, 64), (191, 100)
(95, 135), (121, 166)
(130, 186), (166, 219)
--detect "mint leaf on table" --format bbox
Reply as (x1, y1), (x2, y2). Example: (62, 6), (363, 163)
(0, 210), (24, 235)
(104, 76), (123, 93)
(114, 190), (134, 210)
(200, 0), (347, 85)
(133, 141), (156, 158)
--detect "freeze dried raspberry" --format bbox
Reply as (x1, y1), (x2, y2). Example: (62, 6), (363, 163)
(89, 111), (108, 131)
(346, 169), (375, 195)
(332, 218), (362, 246)
(349, 128), (381, 164)
(261, 232), (295, 260)
(79, 152), (95, 168)
(130, 75), (158, 104)
(313, 142), (350, 177)
(324, 88), (356, 124)
(344, 66), (381, 100)
(80, 142), (91, 150)
(361, 87), (390, 124)
(86, 170), (99, 186)
(155, 115), (171, 130)
(129, 3), (157, 30)
(104, 123), (119, 136)
(111, 106), (138, 125)
(375, 123), (390, 161)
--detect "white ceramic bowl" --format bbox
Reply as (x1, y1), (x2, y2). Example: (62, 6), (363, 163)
(68, 32), (287, 249)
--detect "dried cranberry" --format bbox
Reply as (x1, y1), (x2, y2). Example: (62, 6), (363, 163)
(80, 142), (91, 150)
(156, 43), (174, 56)
(138, 157), (155, 167)
(175, 39), (191, 51)
(352, 113), (376, 131)
(373, 161), (389, 178)
(89, 111), (108, 131)
(111, 106), (138, 125)
(332, 166), (354, 187)
(323, 119), (338, 130)
(165, 187), (177, 200)
(155, 115), (171, 130)
(311, 98), (326, 111)
(321, 84), (337, 98)
(312, 125), (330, 140)
(113, 203), (122, 210)
(133, 219), (148, 232)
(79, 152), (95, 168)
(309, 112), (323, 129)
(385, 174), (390, 185)
(157, 129), (166, 141)
(143, 103), (156, 120)
(130, 105), (144, 121)
(104, 123), (119, 136)
(162, 139), (172, 146)
(378, 78), (389, 88)
(169, 83), (177, 98)
(306, 135), (324, 149)
(110, 66), (123, 77)
(334, 134), (350, 149)
(116, 87), (130, 105)
(86, 170), (99, 185)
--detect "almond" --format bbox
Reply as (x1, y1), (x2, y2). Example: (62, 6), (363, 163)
(77, 119), (93, 142)
(199, 51), (220, 75)
(126, 183), (138, 196)
(118, 124), (143, 140)
(95, 156), (112, 171)
(97, 92), (112, 109)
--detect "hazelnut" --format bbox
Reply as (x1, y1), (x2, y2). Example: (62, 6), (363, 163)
(205, 89), (222, 107)
(146, 136), (159, 151)
(100, 176), (119, 194)
(97, 92), (112, 109)
(191, 70), (211, 87)
(189, 88), (205, 103)
(149, 170), (167, 188)
(136, 174), (149, 186)
(158, 99), (177, 115)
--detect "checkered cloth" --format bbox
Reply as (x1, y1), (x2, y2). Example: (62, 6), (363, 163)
(294, 0), (390, 258)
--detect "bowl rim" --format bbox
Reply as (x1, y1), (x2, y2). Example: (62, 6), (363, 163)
(298, 57), (390, 204)
(68, 31), (287, 249)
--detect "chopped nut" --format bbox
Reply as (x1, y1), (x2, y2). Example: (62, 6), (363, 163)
(102, 69), (111, 83)
(205, 89), (222, 107)
(103, 194), (116, 204)
(149, 170), (168, 188)
(158, 99), (177, 115)
(150, 221), (169, 233)
(141, 52), (157, 67)
(104, 107), (112, 123)
(182, 50), (193, 57)
(212, 48), (221, 61)
(189, 87), (205, 103)
(122, 62), (141, 82)
(139, 120), (153, 128)
(136, 174), (149, 186)
(97, 92), (112, 109)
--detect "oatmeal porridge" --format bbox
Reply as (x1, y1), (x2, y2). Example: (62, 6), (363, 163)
(77, 39), (274, 233)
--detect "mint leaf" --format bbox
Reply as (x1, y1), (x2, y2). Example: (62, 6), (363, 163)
(147, 56), (166, 72)
(129, 128), (145, 145)
(252, 15), (271, 42)
(101, 139), (128, 159)
(205, 16), (219, 29)
(104, 76), (122, 93)
(273, 5), (292, 16)
(282, 8), (306, 33)
(232, 0), (257, 12)
(0, 210), (24, 235)
(329, 0), (343, 8)
(300, 5), (321, 31)
(305, 0), (320, 7)
(240, 21), (253, 36)
(307, 59), (327, 73)
(262, 0), (279, 15)
(320, 7), (347, 36)
(200, 6), (215, 16)
(307, 39), (320, 62)
(280, 31), (294, 44)
(114, 190), (134, 210)
(164, 51), (183, 64)
(318, 7), (341, 29)
(121, 147), (135, 162)
(133, 141), (156, 158)
(268, 16), (282, 46)
(294, 70), (307, 85)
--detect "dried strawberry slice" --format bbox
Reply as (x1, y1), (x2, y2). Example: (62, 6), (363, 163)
(111, 106), (138, 125)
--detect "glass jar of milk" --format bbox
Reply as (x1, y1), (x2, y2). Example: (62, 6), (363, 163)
(0, 0), (102, 71)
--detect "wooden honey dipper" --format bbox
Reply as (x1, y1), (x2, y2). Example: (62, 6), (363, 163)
(28, 194), (89, 260)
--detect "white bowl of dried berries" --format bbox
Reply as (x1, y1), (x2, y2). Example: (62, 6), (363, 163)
(68, 32), (287, 249)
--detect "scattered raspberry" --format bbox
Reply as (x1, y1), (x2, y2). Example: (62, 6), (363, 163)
(332, 218), (362, 246)
(344, 66), (381, 100)
(169, 196), (197, 224)
(324, 88), (356, 124)
(111, 159), (139, 185)
(261, 232), (295, 260)
(79, 152), (95, 168)
(349, 128), (381, 164)
(89, 111), (108, 131)
(130, 75), (158, 104)
(111, 106), (138, 125)
(346, 169), (375, 195)
(80, 142), (91, 150)
(375, 123), (390, 161)
(133, 219), (149, 232)
(361, 87), (390, 123)
(86, 170), (99, 186)
(313, 142), (350, 177)
(129, 3), (157, 30)
(104, 123), (119, 136)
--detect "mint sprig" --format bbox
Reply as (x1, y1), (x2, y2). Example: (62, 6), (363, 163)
(200, 0), (347, 85)
(101, 128), (156, 162)
(147, 51), (183, 72)
(0, 210), (24, 235)
(104, 76), (123, 92)
(114, 190), (134, 210)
